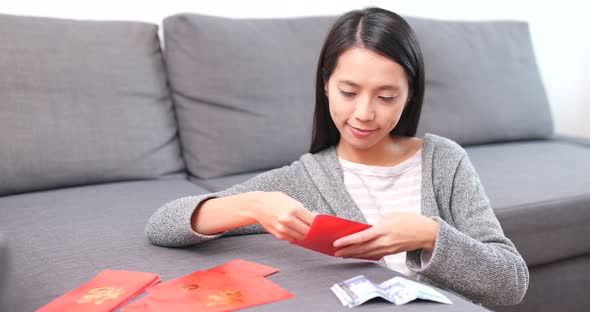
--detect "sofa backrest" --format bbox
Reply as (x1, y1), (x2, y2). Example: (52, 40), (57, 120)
(163, 13), (553, 180)
(0, 14), (184, 196)
(407, 17), (554, 145)
(163, 13), (336, 179)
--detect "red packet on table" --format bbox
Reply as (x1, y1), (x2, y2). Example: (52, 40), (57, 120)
(36, 269), (159, 312)
(145, 270), (207, 295)
(290, 214), (375, 258)
(138, 270), (293, 311)
(119, 297), (150, 312)
(147, 259), (278, 294)
(208, 259), (279, 278)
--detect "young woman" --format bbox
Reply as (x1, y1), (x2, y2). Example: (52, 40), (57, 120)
(146, 7), (529, 306)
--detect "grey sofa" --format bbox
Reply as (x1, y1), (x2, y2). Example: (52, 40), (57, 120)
(0, 233), (7, 310)
(0, 11), (588, 312)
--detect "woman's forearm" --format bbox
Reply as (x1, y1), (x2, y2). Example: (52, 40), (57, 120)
(191, 191), (315, 241)
(191, 191), (262, 235)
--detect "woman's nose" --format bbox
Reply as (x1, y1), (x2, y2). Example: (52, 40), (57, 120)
(353, 98), (375, 121)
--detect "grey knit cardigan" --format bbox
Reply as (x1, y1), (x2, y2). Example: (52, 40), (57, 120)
(145, 133), (529, 306)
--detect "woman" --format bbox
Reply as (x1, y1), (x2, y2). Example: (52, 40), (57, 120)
(145, 7), (529, 306)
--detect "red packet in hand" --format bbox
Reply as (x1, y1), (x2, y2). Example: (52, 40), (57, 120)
(142, 270), (293, 311)
(290, 214), (375, 259)
(36, 269), (159, 312)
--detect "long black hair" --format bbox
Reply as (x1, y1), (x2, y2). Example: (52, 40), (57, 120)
(309, 7), (425, 154)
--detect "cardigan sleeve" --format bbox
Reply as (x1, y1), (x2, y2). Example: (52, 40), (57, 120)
(145, 161), (315, 247)
(406, 153), (529, 306)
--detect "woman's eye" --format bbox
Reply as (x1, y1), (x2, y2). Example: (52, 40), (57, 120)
(339, 90), (356, 97)
(379, 96), (396, 102)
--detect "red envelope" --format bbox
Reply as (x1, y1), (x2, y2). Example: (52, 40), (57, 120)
(208, 259), (279, 278)
(145, 270), (207, 295)
(36, 269), (159, 312)
(119, 297), (150, 312)
(290, 214), (374, 258)
(147, 259), (278, 294)
(133, 270), (293, 312)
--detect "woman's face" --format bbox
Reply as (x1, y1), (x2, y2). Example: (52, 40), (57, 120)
(325, 47), (410, 152)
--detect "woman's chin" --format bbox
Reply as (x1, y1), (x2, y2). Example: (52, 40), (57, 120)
(341, 137), (380, 151)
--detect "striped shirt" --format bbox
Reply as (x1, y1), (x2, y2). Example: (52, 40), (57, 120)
(338, 147), (423, 276)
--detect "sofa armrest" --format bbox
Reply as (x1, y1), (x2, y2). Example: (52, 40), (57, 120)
(0, 233), (7, 311)
(553, 134), (590, 147)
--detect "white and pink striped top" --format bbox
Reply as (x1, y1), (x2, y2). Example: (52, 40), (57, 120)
(338, 147), (423, 276)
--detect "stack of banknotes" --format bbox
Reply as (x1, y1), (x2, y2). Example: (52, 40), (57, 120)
(331, 275), (453, 307)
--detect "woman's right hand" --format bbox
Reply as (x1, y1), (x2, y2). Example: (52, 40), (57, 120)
(246, 191), (317, 241)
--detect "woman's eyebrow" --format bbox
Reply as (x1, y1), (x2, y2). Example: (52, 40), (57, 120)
(338, 80), (400, 91)
(377, 85), (400, 91)
(338, 80), (360, 87)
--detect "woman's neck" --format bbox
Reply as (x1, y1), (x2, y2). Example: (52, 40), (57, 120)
(336, 135), (422, 167)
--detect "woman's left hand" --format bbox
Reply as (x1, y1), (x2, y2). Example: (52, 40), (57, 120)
(333, 211), (439, 260)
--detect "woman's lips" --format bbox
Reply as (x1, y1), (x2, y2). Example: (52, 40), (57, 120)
(349, 125), (376, 138)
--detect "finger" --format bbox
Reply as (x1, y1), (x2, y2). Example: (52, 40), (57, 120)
(333, 227), (378, 248)
(265, 224), (301, 241)
(294, 207), (316, 226)
(362, 246), (399, 260)
(334, 238), (379, 258)
(289, 217), (311, 239)
(273, 223), (306, 241)
(335, 247), (375, 259)
(357, 242), (413, 260)
(265, 227), (280, 239)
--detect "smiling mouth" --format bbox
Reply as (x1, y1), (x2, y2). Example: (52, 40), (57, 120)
(348, 125), (377, 137)
(350, 125), (376, 132)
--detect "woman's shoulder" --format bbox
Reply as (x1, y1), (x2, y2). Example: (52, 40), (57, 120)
(296, 146), (341, 176)
(422, 133), (469, 174)
(423, 133), (467, 156)
(300, 145), (336, 162)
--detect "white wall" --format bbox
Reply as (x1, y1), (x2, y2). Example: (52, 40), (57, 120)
(3, 0), (589, 138)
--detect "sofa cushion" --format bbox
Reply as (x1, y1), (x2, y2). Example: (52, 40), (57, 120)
(409, 18), (554, 145)
(0, 180), (483, 312)
(465, 140), (590, 266)
(554, 134), (590, 147)
(0, 179), (208, 311)
(0, 14), (184, 196)
(163, 13), (336, 179)
(189, 171), (264, 192)
(492, 254), (590, 312)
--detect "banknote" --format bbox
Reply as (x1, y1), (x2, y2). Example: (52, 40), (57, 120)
(331, 275), (452, 307)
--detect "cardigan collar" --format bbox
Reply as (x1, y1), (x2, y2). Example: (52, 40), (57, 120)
(305, 133), (441, 222)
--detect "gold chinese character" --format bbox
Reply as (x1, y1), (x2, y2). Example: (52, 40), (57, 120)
(203, 289), (245, 306)
(180, 283), (200, 291)
(77, 286), (123, 305)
